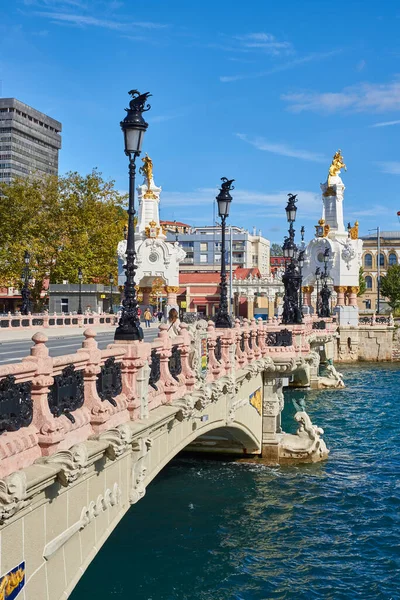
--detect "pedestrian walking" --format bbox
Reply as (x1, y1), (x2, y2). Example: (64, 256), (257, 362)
(144, 307), (152, 328)
(167, 308), (180, 338)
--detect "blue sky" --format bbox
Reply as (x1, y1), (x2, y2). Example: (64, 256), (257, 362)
(2, 0), (400, 243)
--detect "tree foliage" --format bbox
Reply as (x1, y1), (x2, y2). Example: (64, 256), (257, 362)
(0, 171), (127, 308)
(270, 243), (283, 256)
(380, 265), (400, 311)
(358, 267), (366, 297)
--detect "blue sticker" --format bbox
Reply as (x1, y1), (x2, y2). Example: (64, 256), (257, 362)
(0, 561), (25, 600)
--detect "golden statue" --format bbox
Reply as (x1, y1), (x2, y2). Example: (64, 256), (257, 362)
(328, 149), (346, 181)
(139, 153), (153, 189)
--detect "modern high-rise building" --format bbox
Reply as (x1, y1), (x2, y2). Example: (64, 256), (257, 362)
(0, 98), (62, 184)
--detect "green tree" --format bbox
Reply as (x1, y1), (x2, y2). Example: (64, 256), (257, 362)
(270, 243), (283, 256)
(0, 170), (127, 310)
(380, 265), (400, 311)
(358, 266), (366, 296)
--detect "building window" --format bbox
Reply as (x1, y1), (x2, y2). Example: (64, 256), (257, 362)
(200, 242), (208, 252)
(365, 300), (371, 309)
(365, 276), (372, 289)
(60, 298), (69, 313)
(379, 253), (385, 267)
(215, 253), (221, 263)
(364, 253), (372, 268)
(389, 253), (397, 266)
(200, 254), (207, 263)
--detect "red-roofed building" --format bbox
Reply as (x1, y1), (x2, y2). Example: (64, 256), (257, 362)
(177, 266), (282, 319)
(160, 220), (191, 235)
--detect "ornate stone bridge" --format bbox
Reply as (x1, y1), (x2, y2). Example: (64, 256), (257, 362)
(0, 316), (337, 599)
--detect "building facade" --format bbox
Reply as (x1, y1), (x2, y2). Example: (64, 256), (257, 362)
(165, 225), (270, 275)
(48, 284), (115, 314)
(358, 231), (400, 312)
(0, 98), (62, 184)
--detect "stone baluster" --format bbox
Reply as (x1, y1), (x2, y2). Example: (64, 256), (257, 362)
(78, 329), (129, 433)
(156, 324), (179, 403)
(179, 322), (196, 392)
(250, 318), (262, 360)
(234, 318), (246, 368)
(257, 318), (267, 357)
(111, 338), (151, 421)
(220, 328), (235, 376)
(243, 319), (255, 363)
(206, 321), (223, 382)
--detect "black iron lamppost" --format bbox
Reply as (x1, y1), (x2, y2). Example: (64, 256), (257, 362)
(281, 194), (302, 325)
(174, 220), (179, 242)
(21, 250), (31, 315)
(115, 90), (151, 341)
(109, 273), (114, 314)
(77, 267), (83, 315)
(320, 248), (331, 318)
(298, 249), (305, 315)
(315, 267), (321, 316)
(215, 177), (234, 329)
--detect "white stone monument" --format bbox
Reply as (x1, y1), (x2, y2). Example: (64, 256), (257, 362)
(302, 150), (362, 326)
(117, 155), (186, 313)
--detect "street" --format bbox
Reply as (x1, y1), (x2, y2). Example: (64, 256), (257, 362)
(0, 328), (159, 365)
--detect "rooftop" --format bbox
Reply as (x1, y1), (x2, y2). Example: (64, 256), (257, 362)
(361, 231), (400, 240)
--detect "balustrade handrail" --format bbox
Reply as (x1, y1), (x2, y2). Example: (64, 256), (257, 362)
(0, 319), (337, 479)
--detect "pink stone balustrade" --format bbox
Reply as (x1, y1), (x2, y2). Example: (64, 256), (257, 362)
(0, 312), (118, 330)
(0, 318), (336, 479)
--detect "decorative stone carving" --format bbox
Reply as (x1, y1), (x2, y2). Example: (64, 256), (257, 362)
(227, 398), (248, 424)
(91, 423), (138, 460)
(130, 437), (152, 504)
(36, 443), (89, 487)
(279, 411), (329, 461)
(319, 364), (345, 388)
(0, 471), (29, 525)
(43, 482), (121, 560)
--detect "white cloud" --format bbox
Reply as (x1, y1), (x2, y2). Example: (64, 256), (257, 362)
(283, 79), (400, 113)
(236, 133), (326, 163)
(161, 187), (321, 215)
(34, 11), (167, 29)
(220, 50), (341, 83)
(377, 162), (400, 175)
(234, 32), (293, 55)
(371, 119), (400, 128)
(356, 59), (366, 72)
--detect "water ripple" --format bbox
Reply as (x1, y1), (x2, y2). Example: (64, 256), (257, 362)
(71, 363), (400, 600)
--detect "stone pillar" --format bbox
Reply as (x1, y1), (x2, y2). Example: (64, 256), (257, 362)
(141, 287), (152, 306)
(261, 375), (283, 463)
(334, 286), (347, 307)
(347, 286), (359, 306)
(302, 285), (313, 306)
(247, 294), (255, 319)
(166, 286), (179, 307)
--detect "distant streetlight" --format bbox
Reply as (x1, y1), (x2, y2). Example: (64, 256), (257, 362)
(109, 273), (114, 314)
(282, 194), (302, 325)
(115, 89), (151, 341)
(215, 177), (234, 329)
(77, 267), (83, 315)
(21, 250), (31, 315)
(320, 248), (331, 318)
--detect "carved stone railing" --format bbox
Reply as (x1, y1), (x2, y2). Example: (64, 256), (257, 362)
(312, 320), (326, 330)
(0, 317), (337, 479)
(0, 312), (118, 330)
(359, 315), (393, 326)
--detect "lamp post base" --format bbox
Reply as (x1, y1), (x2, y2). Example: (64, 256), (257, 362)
(114, 324), (144, 341)
(215, 311), (232, 329)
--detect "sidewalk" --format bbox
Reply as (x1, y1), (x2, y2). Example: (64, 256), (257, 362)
(0, 321), (159, 343)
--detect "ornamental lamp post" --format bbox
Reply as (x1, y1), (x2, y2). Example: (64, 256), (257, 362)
(320, 248), (331, 318)
(20, 250), (31, 315)
(109, 273), (114, 314)
(215, 177), (235, 329)
(115, 89), (151, 341)
(298, 249), (305, 315)
(315, 267), (321, 316)
(281, 194), (302, 325)
(77, 267), (83, 315)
